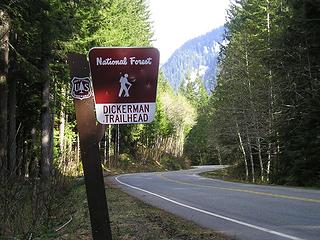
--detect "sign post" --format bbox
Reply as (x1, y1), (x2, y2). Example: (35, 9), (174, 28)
(88, 47), (160, 125)
(68, 48), (159, 240)
(68, 53), (112, 240)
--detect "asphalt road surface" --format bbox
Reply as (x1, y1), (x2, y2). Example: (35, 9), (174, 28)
(108, 166), (320, 240)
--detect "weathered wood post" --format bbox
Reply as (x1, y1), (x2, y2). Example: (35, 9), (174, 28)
(68, 53), (112, 240)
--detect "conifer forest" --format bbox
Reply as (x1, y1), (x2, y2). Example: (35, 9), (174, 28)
(0, 0), (319, 238)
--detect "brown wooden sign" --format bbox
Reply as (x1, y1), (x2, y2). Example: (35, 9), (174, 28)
(88, 47), (160, 124)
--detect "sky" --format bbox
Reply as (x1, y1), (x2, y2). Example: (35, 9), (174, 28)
(148, 0), (231, 63)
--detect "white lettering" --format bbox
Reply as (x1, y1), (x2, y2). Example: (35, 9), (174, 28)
(102, 104), (150, 114)
(96, 56), (153, 66)
(104, 113), (149, 124)
(129, 57), (152, 65)
(96, 57), (127, 66)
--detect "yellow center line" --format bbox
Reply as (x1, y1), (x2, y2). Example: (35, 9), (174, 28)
(157, 174), (320, 203)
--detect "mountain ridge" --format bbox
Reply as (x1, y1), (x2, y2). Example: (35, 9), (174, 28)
(161, 26), (225, 92)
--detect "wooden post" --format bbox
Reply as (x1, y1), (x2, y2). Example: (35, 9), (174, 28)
(0, 10), (10, 175)
(68, 53), (112, 240)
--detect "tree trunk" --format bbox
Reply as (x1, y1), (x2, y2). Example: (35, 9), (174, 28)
(76, 134), (80, 173)
(40, 59), (52, 180)
(266, 70), (274, 183)
(236, 122), (248, 181)
(267, 69), (273, 183)
(246, 128), (255, 183)
(0, 10), (10, 175)
(7, 33), (18, 176)
(216, 145), (222, 165)
(7, 71), (17, 175)
(266, 142), (272, 182)
(113, 127), (116, 164)
(29, 127), (38, 178)
(107, 125), (111, 168)
(266, 0), (273, 183)
(18, 129), (26, 177)
(113, 125), (119, 164)
(117, 124), (120, 158)
(67, 134), (72, 172)
(256, 137), (264, 182)
(59, 86), (66, 166)
(102, 132), (107, 165)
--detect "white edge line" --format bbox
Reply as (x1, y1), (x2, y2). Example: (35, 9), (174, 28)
(114, 176), (304, 240)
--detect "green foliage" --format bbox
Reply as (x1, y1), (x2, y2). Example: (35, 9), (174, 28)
(160, 154), (190, 171)
(124, 74), (196, 168)
(180, 72), (212, 165)
(181, 74), (209, 110)
(3, 0), (319, 189)
(0, 0), (211, 238)
(188, 0), (320, 186)
(117, 153), (133, 169)
(66, 0), (152, 52)
(269, 0), (320, 186)
(184, 110), (215, 165)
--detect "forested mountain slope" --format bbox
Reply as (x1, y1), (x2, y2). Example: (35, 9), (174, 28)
(161, 26), (224, 92)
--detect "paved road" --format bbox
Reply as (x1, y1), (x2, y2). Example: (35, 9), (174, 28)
(108, 166), (320, 240)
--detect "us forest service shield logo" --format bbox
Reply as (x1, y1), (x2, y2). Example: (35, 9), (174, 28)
(71, 77), (93, 100)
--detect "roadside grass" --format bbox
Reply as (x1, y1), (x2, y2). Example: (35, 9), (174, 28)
(107, 182), (232, 240)
(34, 179), (232, 240)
